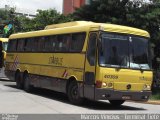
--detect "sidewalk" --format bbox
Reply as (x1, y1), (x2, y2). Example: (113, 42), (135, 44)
(134, 100), (160, 105)
(145, 100), (160, 105)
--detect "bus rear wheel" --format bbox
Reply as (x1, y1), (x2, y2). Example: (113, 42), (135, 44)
(24, 73), (32, 92)
(15, 72), (23, 89)
(109, 100), (125, 107)
(67, 81), (83, 105)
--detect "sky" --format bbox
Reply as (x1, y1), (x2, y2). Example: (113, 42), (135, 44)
(0, 0), (63, 14)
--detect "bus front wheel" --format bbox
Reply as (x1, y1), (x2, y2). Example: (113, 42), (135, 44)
(24, 73), (32, 92)
(67, 81), (83, 105)
(109, 100), (125, 107)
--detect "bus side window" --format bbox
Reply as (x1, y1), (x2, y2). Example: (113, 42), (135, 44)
(62, 34), (71, 51)
(87, 33), (97, 66)
(56, 35), (63, 52)
(56, 34), (71, 52)
(37, 37), (45, 52)
(25, 38), (33, 52)
(17, 39), (25, 52)
(44, 36), (57, 52)
(70, 32), (86, 52)
(8, 39), (17, 52)
(32, 38), (38, 52)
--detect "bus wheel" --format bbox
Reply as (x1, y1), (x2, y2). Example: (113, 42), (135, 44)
(109, 100), (125, 107)
(67, 81), (83, 105)
(15, 72), (23, 89)
(24, 73), (32, 92)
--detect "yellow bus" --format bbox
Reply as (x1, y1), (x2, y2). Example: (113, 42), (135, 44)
(0, 38), (8, 68)
(5, 21), (153, 106)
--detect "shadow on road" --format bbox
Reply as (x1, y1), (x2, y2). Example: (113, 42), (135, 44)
(0, 78), (15, 82)
(5, 84), (146, 111)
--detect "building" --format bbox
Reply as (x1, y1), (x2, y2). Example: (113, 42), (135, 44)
(63, 0), (92, 15)
(0, 5), (36, 19)
(15, 7), (36, 19)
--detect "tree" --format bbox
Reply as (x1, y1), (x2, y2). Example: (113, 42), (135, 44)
(0, 9), (15, 37)
(13, 9), (74, 32)
(73, 0), (160, 43)
(14, 16), (35, 32)
(33, 9), (74, 30)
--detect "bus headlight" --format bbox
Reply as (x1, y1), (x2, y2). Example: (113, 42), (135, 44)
(143, 84), (150, 90)
(102, 82), (113, 88)
(108, 82), (113, 88)
(102, 82), (107, 87)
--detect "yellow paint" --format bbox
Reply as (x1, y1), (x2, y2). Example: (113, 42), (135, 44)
(96, 67), (152, 91)
(6, 21), (152, 93)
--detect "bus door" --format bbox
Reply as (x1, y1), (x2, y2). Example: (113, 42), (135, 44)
(84, 32), (98, 100)
(0, 41), (4, 68)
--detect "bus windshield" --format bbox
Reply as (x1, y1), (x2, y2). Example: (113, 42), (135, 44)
(99, 33), (151, 70)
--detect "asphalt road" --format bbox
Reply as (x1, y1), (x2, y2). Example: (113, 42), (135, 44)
(0, 78), (160, 114)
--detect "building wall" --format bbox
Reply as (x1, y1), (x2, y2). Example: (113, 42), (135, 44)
(63, 0), (86, 15)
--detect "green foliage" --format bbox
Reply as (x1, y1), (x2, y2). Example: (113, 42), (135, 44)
(0, 9), (15, 37)
(1, 8), (74, 35)
(33, 9), (73, 30)
(73, 0), (160, 43)
(14, 9), (74, 32)
(151, 88), (160, 100)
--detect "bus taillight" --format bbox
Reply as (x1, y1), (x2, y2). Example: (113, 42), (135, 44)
(96, 81), (102, 88)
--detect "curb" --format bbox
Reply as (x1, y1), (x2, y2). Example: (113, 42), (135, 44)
(136, 100), (160, 105)
(145, 100), (160, 105)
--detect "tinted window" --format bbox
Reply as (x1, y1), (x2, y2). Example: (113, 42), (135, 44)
(70, 33), (86, 52)
(37, 37), (45, 51)
(17, 39), (25, 51)
(8, 39), (17, 52)
(87, 33), (97, 66)
(44, 36), (57, 52)
(56, 34), (71, 52)
(25, 38), (33, 52)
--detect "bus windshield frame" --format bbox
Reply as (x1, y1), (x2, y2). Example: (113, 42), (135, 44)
(98, 32), (152, 71)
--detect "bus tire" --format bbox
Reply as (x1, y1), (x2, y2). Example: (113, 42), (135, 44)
(15, 72), (23, 89)
(109, 100), (125, 107)
(24, 73), (32, 92)
(67, 81), (83, 105)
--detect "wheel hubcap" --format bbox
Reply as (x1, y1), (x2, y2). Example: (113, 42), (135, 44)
(71, 86), (78, 99)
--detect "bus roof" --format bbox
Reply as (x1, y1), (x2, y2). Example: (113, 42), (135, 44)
(9, 21), (150, 39)
(0, 38), (9, 42)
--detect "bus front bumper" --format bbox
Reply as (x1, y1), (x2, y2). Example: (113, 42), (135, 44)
(95, 88), (151, 101)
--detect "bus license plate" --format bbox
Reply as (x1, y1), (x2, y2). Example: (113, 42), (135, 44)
(122, 96), (131, 100)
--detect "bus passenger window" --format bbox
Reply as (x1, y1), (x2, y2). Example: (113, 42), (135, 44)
(63, 34), (71, 51)
(17, 39), (25, 52)
(44, 36), (57, 52)
(56, 34), (71, 52)
(70, 33), (86, 52)
(25, 38), (33, 52)
(37, 37), (45, 52)
(56, 35), (63, 52)
(8, 40), (17, 52)
(32, 38), (39, 52)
